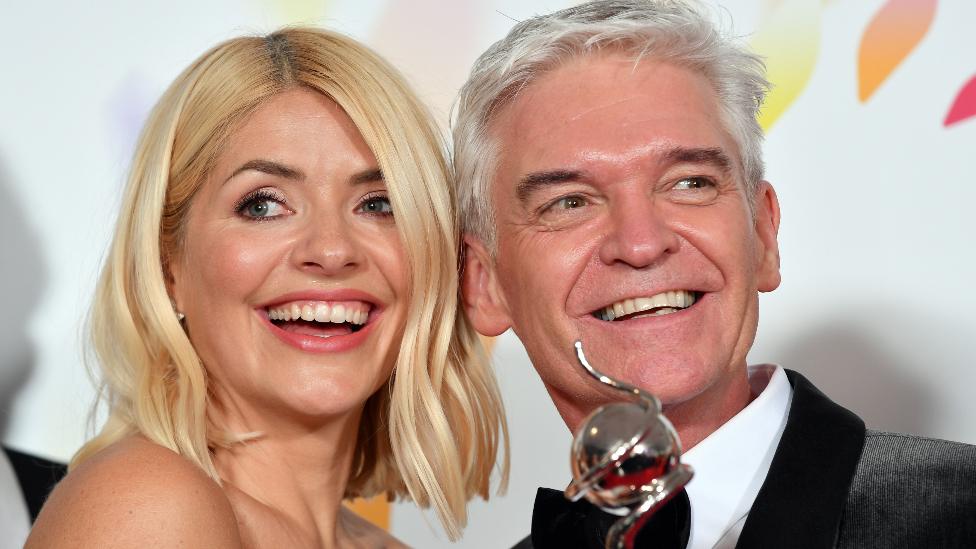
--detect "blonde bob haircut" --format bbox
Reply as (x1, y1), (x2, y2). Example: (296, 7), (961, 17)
(76, 27), (508, 540)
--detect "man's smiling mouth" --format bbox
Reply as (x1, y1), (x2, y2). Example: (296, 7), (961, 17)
(592, 290), (699, 321)
(267, 301), (371, 337)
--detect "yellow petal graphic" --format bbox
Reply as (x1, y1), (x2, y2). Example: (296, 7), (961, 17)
(858, 0), (937, 102)
(752, 0), (823, 131)
(268, 0), (329, 24)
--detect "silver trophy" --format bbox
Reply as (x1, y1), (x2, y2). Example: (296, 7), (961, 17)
(564, 341), (693, 549)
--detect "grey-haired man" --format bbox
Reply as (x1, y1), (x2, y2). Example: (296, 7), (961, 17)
(454, 1), (976, 547)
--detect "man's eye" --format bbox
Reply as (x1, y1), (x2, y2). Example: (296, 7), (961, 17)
(358, 194), (394, 216)
(672, 177), (714, 190)
(235, 191), (288, 219)
(552, 196), (587, 210)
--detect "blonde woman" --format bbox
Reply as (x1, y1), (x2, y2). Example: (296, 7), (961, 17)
(27, 28), (507, 548)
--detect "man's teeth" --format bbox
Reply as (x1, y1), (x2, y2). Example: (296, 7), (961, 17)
(267, 302), (369, 325)
(596, 291), (697, 321)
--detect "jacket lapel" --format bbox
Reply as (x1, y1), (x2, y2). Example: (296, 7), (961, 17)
(735, 370), (865, 548)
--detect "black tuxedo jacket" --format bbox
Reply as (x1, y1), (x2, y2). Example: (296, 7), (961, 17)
(3, 446), (67, 522)
(518, 370), (976, 548)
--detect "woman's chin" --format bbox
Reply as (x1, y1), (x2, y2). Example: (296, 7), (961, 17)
(261, 384), (381, 426)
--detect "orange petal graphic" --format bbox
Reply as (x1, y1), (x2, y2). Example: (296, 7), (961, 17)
(858, 0), (937, 102)
(346, 496), (390, 529)
(944, 75), (976, 127)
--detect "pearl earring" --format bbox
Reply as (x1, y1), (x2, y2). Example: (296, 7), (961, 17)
(171, 300), (185, 322)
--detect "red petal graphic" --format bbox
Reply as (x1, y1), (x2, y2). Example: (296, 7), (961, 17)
(944, 75), (976, 127)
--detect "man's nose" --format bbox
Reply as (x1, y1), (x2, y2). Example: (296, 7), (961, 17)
(597, 198), (680, 268)
(292, 215), (364, 276)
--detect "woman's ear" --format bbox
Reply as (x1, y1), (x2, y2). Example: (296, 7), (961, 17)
(461, 237), (513, 336)
(164, 253), (185, 314)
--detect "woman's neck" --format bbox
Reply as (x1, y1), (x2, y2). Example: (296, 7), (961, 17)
(211, 408), (364, 548)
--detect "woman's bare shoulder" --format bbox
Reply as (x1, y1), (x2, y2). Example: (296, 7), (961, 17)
(27, 435), (241, 548)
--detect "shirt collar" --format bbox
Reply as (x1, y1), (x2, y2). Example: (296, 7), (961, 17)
(680, 365), (793, 549)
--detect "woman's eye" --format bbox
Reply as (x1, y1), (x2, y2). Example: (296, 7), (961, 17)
(359, 195), (393, 216)
(235, 191), (288, 219)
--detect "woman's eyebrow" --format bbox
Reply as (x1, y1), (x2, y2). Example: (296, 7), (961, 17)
(225, 159), (305, 184)
(350, 168), (384, 185)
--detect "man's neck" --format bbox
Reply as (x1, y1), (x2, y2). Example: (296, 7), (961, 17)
(552, 368), (754, 452)
(664, 371), (754, 451)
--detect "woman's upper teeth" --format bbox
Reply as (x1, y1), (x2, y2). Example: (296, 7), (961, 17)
(597, 291), (697, 321)
(267, 301), (370, 324)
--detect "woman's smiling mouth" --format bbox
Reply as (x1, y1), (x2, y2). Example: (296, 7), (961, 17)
(592, 290), (699, 321)
(267, 300), (372, 337)
(261, 298), (380, 352)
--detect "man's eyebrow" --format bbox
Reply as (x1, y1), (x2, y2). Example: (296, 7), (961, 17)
(516, 170), (586, 202)
(226, 159), (304, 183)
(350, 168), (383, 185)
(663, 147), (733, 174)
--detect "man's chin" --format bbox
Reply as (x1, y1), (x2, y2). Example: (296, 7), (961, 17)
(543, 358), (716, 431)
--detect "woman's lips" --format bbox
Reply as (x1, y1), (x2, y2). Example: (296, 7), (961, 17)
(257, 294), (383, 354)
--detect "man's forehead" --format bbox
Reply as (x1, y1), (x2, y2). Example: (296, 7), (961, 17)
(487, 54), (737, 187)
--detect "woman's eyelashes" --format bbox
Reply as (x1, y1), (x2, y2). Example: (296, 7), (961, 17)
(234, 188), (291, 220)
(357, 192), (394, 217)
(233, 188), (394, 221)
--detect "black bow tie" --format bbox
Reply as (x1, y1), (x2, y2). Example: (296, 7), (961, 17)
(528, 486), (691, 549)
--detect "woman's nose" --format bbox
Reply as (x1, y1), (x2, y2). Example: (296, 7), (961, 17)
(292, 215), (365, 276)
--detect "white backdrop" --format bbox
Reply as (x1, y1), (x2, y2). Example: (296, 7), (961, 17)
(2, 1), (975, 547)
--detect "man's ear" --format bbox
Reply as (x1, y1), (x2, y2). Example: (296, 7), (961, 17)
(461, 236), (513, 336)
(755, 181), (782, 293)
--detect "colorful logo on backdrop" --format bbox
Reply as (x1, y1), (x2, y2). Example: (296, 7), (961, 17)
(754, 0), (974, 130)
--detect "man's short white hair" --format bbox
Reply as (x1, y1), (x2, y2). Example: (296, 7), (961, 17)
(453, 0), (770, 249)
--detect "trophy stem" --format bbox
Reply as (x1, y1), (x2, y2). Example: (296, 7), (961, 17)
(573, 341), (661, 412)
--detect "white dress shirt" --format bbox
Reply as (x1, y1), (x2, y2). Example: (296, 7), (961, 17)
(681, 365), (793, 549)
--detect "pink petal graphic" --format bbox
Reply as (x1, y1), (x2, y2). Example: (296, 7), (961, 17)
(858, 0), (937, 102)
(106, 74), (158, 161)
(368, 2), (486, 124)
(944, 75), (976, 127)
